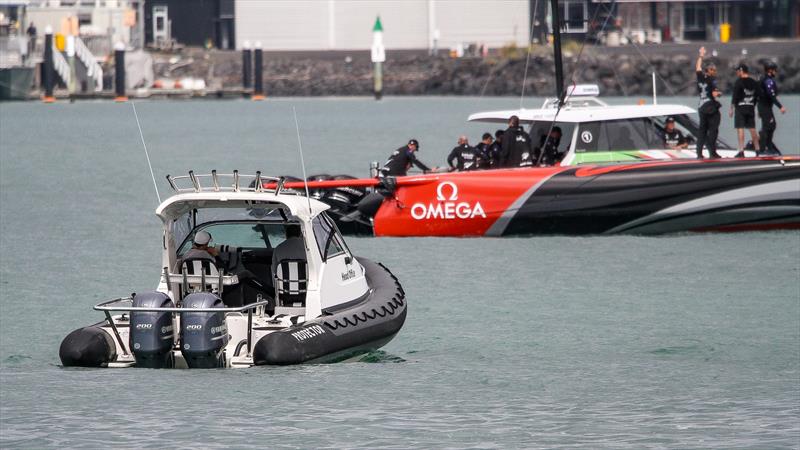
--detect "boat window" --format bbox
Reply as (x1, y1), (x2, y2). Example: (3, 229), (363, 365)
(528, 121), (575, 153)
(312, 213), (346, 262)
(575, 118), (661, 152)
(177, 222), (288, 256)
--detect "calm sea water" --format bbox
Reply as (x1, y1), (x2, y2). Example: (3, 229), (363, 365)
(1, 96), (799, 449)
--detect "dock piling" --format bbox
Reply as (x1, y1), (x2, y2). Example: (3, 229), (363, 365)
(114, 42), (127, 102)
(242, 41), (252, 97)
(42, 27), (55, 103)
(252, 42), (265, 100)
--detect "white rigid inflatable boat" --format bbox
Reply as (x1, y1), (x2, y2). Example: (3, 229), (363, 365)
(59, 171), (406, 368)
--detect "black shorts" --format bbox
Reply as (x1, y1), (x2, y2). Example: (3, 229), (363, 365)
(734, 107), (755, 129)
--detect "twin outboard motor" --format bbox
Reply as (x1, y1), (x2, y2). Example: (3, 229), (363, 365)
(130, 291), (175, 369)
(180, 293), (228, 368)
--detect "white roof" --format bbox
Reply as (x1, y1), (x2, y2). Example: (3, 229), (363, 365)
(155, 192), (329, 222)
(468, 104), (697, 124)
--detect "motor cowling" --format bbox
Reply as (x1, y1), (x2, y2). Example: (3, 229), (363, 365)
(130, 291), (175, 369)
(180, 292), (228, 368)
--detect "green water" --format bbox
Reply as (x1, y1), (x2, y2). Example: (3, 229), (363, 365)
(1, 97), (798, 448)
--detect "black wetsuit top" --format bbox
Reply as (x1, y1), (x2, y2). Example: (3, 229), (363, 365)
(500, 126), (532, 168)
(758, 75), (783, 109)
(538, 136), (562, 166)
(696, 71), (719, 113)
(731, 77), (759, 109)
(447, 144), (479, 171)
(660, 129), (686, 148)
(475, 142), (494, 169)
(381, 146), (431, 176)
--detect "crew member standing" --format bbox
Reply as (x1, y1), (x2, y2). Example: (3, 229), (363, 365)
(536, 127), (563, 166)
(499, 115), (532, 168)
(729, 63), (760, 156)
(694, 47), (722, 159)
(489, 130), (504, 168)
(475, 133), (494, 169)
(380, 139), (434, 177)
(757, 61), (787, 155)
(446, 136), (479, 171)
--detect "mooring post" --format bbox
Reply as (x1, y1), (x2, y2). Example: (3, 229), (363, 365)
(114, 42), (128, 102)
(252, 41), (264, 100)
(42, 26), (55, 103)
(242, 40), (252, 97)
(371, 16), (385, 100)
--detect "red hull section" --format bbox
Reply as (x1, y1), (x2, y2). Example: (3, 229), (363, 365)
(372, 168), (569, 236)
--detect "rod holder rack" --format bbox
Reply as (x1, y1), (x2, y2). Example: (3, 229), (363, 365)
(166, 170), (290, 195)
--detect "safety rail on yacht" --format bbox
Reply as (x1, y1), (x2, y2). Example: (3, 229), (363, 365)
(94, 297), (271, 359)
(166, 170), (293, 195)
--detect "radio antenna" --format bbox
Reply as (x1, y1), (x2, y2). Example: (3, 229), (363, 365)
(131, 102), (161, 204)
(292, 106), (312, 214)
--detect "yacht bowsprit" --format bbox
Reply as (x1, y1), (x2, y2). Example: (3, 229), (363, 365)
(59, 171), (406, 368)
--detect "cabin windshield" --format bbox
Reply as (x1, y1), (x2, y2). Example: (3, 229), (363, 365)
(574, 115), (733, 153)
(528, 121), (576, 154)
(173, 207), (289, 251)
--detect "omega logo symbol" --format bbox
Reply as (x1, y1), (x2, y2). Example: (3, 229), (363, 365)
(436, 181), (458, 201)
(581, 131), (593, 143)
(411, 181), (487, 220)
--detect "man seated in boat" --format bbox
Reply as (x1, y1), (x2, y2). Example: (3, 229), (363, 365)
(659, 117), (688, 150)
(177, 231), (219, 268)
(536, 127), (563, 166)
(271, 224), (306, 279)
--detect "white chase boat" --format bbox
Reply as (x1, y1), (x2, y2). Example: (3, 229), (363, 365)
(59, 171), (406, 368)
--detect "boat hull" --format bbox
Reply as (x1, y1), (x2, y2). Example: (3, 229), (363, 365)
(253, 258), (406, 365)
(356, 157), (800, 236)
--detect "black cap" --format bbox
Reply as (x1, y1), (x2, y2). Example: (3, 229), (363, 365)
(665, 116), (675, 123)
(408, 139), (419, 149)
(735, 63), (748, 73)
(764, 61), (778, 71)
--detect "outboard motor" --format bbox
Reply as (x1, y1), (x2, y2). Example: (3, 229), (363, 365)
(180, 292), (228, 368)
(130, 291), (175, 369)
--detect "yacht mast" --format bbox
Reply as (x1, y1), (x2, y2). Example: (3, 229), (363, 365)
(549, 0), (565, 105)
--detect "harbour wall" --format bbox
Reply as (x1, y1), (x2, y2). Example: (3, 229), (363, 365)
(157, 41), (800, 97)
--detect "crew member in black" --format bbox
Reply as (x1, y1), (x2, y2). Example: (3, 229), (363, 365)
(660, 117), (687, 150)
(694, 46), (722, 159)
(446, 136), (479, 171)
(536, 127), (563, 166)
(475, 133), (494, 169)
(757, 61), (787, 155)
(380, 139), (433, 176)
(729, 63), (760, 156)
(499, 115), (533, 168)
(489, 130), (504, 168)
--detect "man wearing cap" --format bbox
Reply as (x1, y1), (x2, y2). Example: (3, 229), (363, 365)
(694, 46), (722, 159)
(729, 63), (760, 156)
(175, 230), (220, 273)
(757, 61), (787, 155)
(660, 117), (688, 150)
(380, 139), (434, 177)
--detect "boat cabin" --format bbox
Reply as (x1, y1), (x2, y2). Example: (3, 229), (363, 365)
(156, 171), (368, 320)
(468, 84), (744, 166)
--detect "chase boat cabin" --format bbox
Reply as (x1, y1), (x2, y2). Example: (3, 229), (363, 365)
(468, 84), (748, 165)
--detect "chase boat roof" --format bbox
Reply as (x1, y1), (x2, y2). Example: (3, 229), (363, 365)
(468, 84), (696, 124)
(468, 104), (696, 124)
(155, 170), (329, 220)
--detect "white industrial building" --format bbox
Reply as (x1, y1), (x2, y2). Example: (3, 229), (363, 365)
(235, 0), (530, 51)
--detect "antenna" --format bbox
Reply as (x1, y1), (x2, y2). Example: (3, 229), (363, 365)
(292, 106), (312, 214)
(131, 102), (161, 204)
(652, 71), (657, 105)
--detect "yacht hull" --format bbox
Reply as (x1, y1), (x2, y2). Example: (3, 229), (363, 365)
(309, 157), (800, 237)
